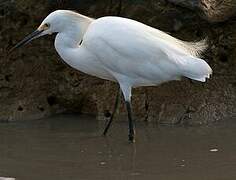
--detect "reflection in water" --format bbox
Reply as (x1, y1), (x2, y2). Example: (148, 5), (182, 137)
(0, 114), (235, 180)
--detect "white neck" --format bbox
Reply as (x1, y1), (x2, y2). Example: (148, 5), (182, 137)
(53, 17), (97, 74)
(53, 16), (114, 81)
(55, 17), (92, 49)
(54, 15), (93, 65)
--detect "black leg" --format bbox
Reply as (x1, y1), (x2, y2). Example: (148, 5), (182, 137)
(125, 101), (135, 143)
(103, 87), (121, 136)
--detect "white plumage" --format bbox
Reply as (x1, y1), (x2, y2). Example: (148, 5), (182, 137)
(11, 10), (212, 142)
(42, 10), (212, 101)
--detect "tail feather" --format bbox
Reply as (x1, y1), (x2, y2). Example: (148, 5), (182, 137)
(180, 56), (212, 82)
(149, 29), (211, 81)
(181, 38), (208, 57)
(177, 38), (211, 82)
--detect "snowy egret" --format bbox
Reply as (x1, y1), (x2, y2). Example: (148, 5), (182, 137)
(10, 10), (212, 142)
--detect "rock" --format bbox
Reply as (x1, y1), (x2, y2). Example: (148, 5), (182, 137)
(167, 0), (236, 22)
(200, 0), (236, 22)
(0, 0), (235, 125)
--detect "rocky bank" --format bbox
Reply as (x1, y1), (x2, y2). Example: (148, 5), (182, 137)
(0, 0), (235, 125)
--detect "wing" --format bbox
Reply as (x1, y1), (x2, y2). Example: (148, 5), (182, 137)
(83, 17), (207, 83)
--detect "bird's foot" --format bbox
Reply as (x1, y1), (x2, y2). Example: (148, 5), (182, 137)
(128, 130), (136, 143)
(128, 135), (135, 143)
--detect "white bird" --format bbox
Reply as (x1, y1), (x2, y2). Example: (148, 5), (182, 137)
(10, 10), (212, 142)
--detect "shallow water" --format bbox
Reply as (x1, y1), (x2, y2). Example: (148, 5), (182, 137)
(0, 114), (235, 180)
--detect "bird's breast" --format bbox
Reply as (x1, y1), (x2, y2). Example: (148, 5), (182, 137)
(55, 41), (116, 82)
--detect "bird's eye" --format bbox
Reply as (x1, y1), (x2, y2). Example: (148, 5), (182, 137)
(44, 23), (50, 28)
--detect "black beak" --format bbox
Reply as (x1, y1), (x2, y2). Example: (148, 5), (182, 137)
(8, 29), (43, 54)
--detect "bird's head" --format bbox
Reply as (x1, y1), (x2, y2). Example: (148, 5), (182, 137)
(9, 10), (90, 53)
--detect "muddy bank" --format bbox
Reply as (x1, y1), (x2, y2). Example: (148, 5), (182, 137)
(0, 0), (235, 124)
